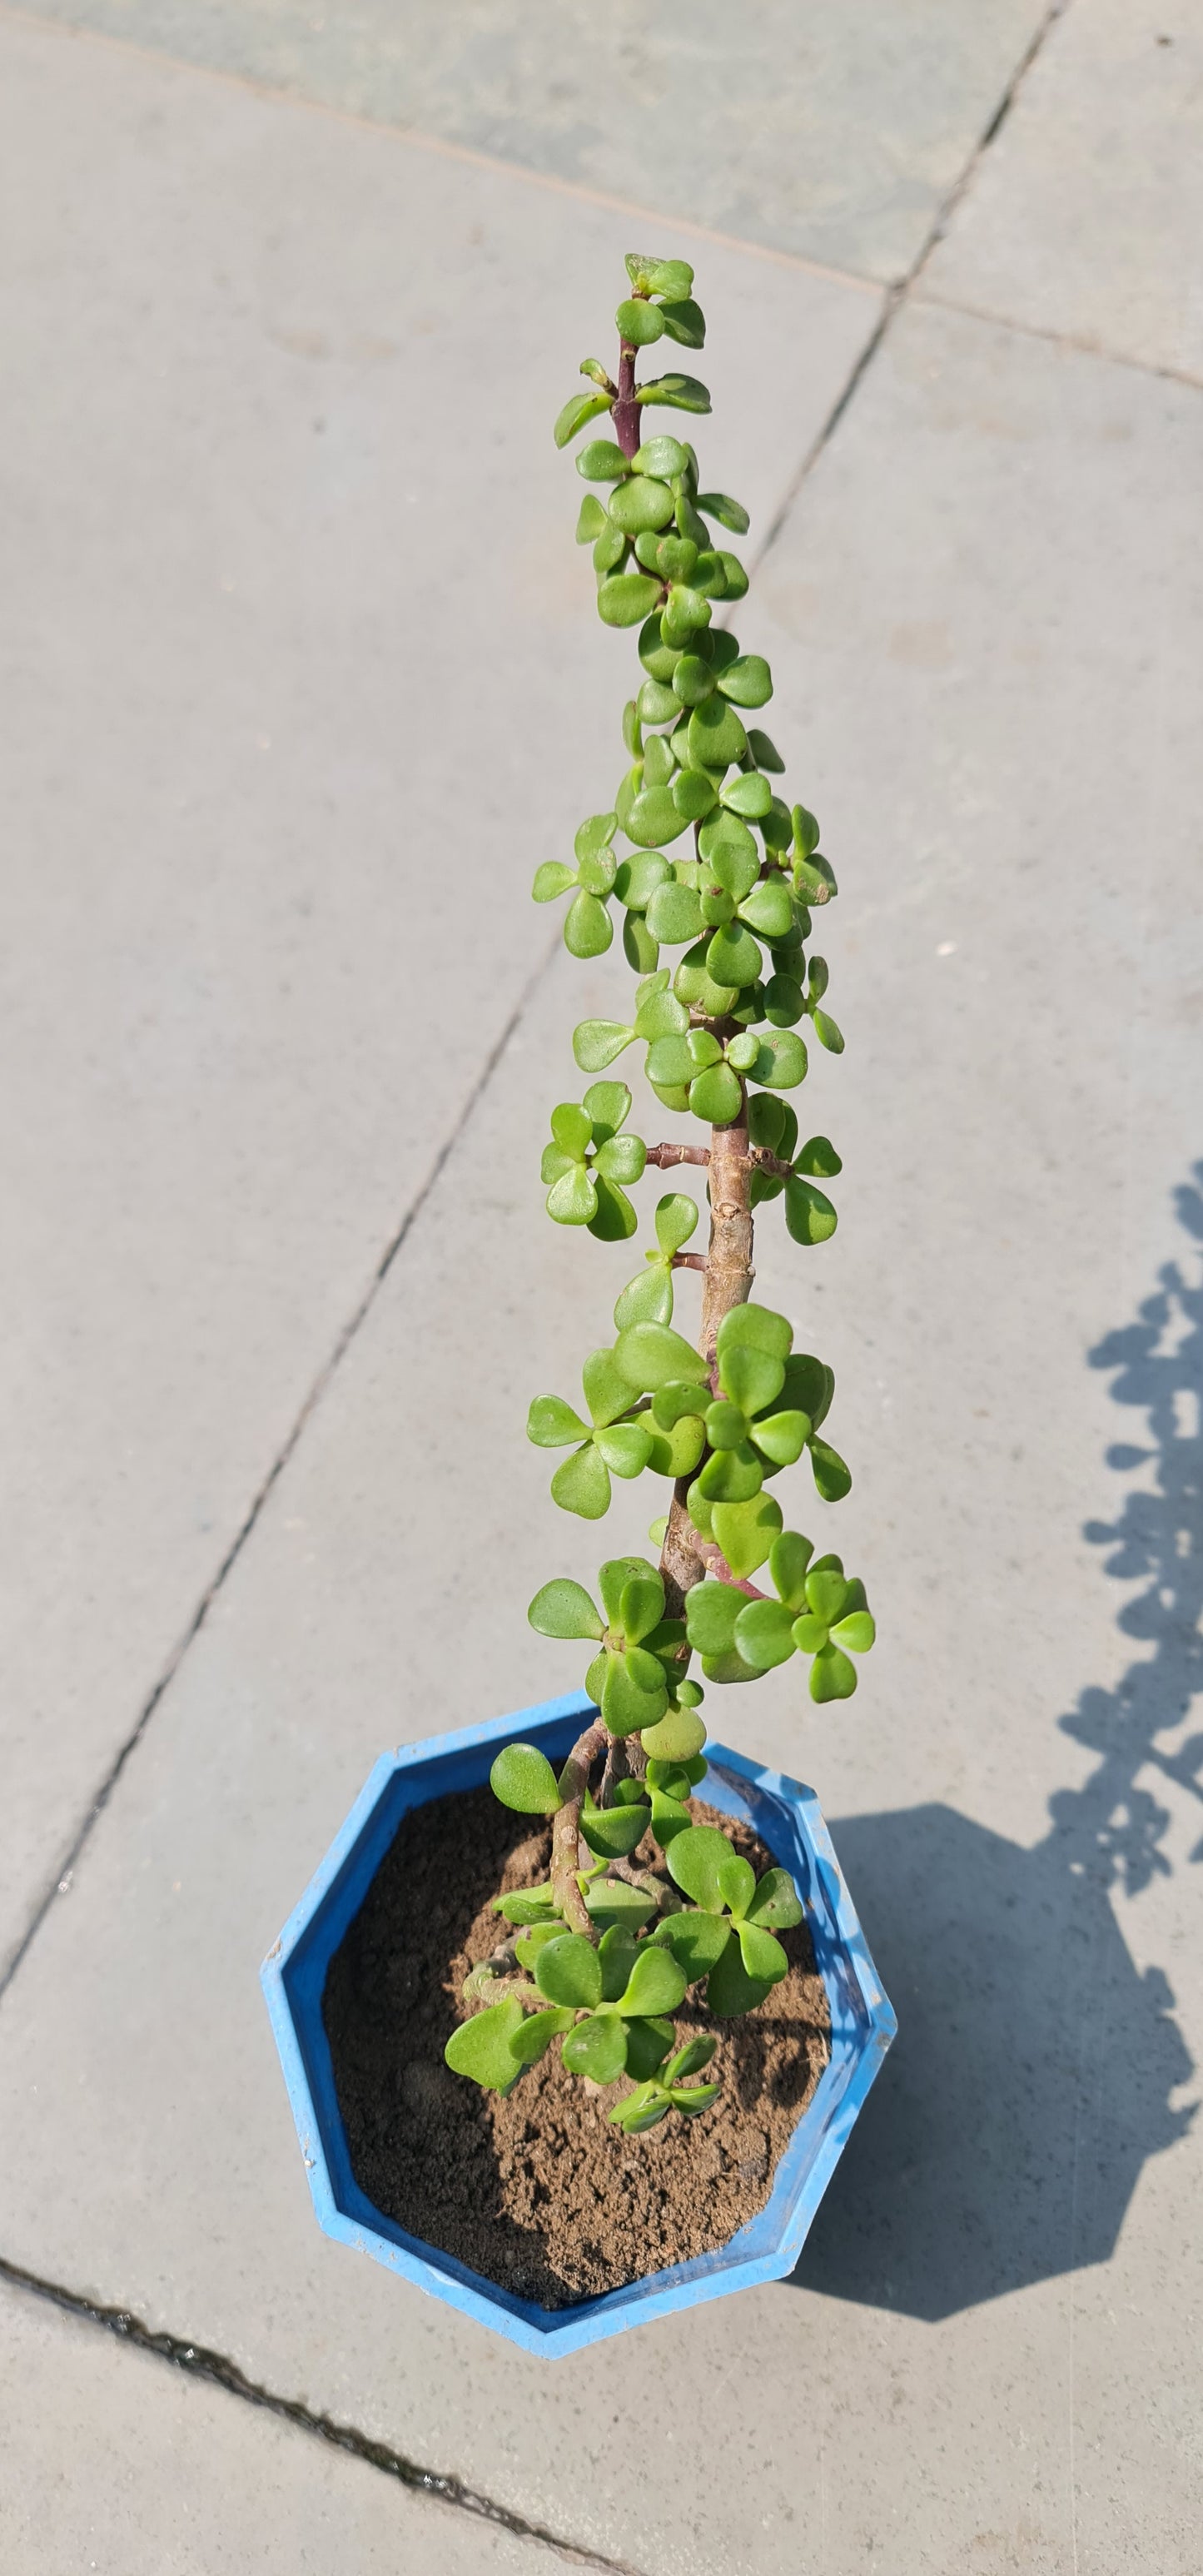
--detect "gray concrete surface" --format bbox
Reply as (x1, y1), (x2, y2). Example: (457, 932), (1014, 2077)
(14, 0), (1051, 281)
(0, 12), (876, 1970)
(2, 2), (1201, 2570)
(925, 0), (1203, 379)
(0, 2280), (554, 2572)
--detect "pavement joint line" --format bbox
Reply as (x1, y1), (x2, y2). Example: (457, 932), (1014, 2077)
(0, 2255), (645, 2572)
(0, 932), (563, 2003)
(748, 0), (1074, 574)
(0, 1), (880, 300)
(913, 284), (1203, 397)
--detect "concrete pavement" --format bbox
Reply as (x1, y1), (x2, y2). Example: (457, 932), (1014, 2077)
(1, 3), (1200, 2569)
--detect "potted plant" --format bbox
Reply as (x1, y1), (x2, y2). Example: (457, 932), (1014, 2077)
(263, 252), (895, 2355)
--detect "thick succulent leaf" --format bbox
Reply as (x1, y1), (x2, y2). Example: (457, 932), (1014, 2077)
(618, 1944), (688, 2018)
(832, 1609), (876, 1654)
(609, 473), (675, 533)
(810, 1642), (858, 1702)
(584, 1878), (658, 1932)
(695, 1442), (763, 1504)
(564, 889), (614, 959)
(575, 493), (608, 543)
(717, 1852), (756, 1919)
(550, 1442), (612, 1519)
(614, 850), (671, 912)
(619, 1569), (666, 1644)
(515, 1922), (568, 1971)
(614, 1264), (674, 1330)
(706, 921), (762, 989)
(495, 1887), (559, 1926)
(609, 2081), (670, 2132)
(736, 1921), (789, 1983)
(594, 1421), (654, 1478)
(532, 860), (578, 903)
(510, 2005), (575, 2066)
(718, 1343), (785, 1418)
(722, 772), (773, 819)
(581, 1344), (640, 1430)
(665, 2035), (719, 2086)
(635, 373), (712, 414)
(705, 1941), (776, 2021)
(627, 784), (691, 848)
(640, 1703), (706, 1762)
(654, 1192), (698, 1256)
(598, 573), (664, 629)
(645, 1412), (707, 1479)
(666, 1824), (736, 1912)
(711, 1490), (783, 1578)
(812, 1007), (845, 1055)
(579, 1799), (652, 1859)
(577, 438), (632, 480)
(687, 696), (748, 772)
(444, 1998), (525, 2090)
(733, 1597), (798, 1671)
(632, 431), (691, 475)
(527, 1394), (590, 1450)
(623, 2015), (677, 2081)
(535, 1933), (603, 2012)
(684, 1579), (743, 1658)
(634, 981), (689, 1039)
(554, 390), (613, 448)
(688, 1062), (743, 1125)
(809, 1435), (853, 1502)
(768, 1529), (814, 1612)
(738, 876), (793, 939)
(562, 2012), (629, 2083)
(659, 297), (706, 348)
(573, 1017), (635, 1072)
(716, 1301), (793, 1365)
(781, 1351), (833, 1425)
(603, 1652), (668, 1738)
(594, 1132), (646, 1186)
(490, 1743), (563, 1815)
(615, 296), (665, 346)
(615, 1320), (709, 1392)
(750, 1407), (811, 1466)
(716, 651), (772, 705)
(598, 1554), (660, 1628)
(785, 1179), (838, 1246)
(745, 1867), (804, 1929)
(699, 1645), (762, 1685)
(527, 1579), (604, 1642)
(649, 1786), (692, 1847)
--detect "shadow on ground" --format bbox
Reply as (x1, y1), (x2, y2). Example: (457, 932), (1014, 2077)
(793, 1165), (1203, 2320)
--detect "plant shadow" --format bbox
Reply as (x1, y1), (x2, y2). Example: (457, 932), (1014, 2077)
(791, 1164), (1203, 2321)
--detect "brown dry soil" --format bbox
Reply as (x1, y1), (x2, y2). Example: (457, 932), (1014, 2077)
(323, 1780), (831, 2307)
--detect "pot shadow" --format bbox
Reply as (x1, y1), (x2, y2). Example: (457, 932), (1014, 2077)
(792, 1164), (1203, 2320)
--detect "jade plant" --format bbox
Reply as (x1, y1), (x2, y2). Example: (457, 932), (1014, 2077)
(445, 255), (875, 2137)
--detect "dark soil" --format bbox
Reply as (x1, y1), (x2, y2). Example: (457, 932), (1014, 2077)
(323, 1778), (831, 2308)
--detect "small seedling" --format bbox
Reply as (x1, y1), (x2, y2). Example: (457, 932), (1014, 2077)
(446, 256), (876, 2130)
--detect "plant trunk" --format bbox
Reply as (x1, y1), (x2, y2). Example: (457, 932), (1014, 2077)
(659, 1090), (754, 1618)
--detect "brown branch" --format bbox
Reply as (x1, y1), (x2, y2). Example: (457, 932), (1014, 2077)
(749, 1146), (796, 1181)
(672, 1252), (707, 1272)
(613, 340), (640, 459)
(605, 1860), (684, 1912)
(647, 1142), (710, 1169)
(552, 1718), (607, 1935)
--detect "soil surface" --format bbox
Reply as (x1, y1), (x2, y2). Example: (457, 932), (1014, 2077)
(323, 1778), (831, 2307)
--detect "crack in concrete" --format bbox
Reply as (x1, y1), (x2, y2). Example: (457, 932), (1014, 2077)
(0, 2255), (644, 2572)
(0, 932), (561, 2001)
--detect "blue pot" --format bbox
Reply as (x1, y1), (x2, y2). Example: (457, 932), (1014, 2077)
(261, 1690), (894, 2359)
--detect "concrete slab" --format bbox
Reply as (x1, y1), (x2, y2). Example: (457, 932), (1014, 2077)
(0, 14), (876, 1970)
(925, 0), (1203, 380)
(0, 2279), (555, 2572)
(1, 301), (1200, 2573)
(16, 0), (1052, 283)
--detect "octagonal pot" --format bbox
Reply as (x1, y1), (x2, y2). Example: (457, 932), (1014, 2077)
(261, 1688), (894, 2359)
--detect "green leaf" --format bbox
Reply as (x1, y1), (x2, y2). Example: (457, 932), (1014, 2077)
(554, 390), (613, 448)
(768, 1529), (813, 1612)
(666, 1825), (735, 1912)
(810, 1643), (858, 1703)
(490, 1743), (563, 1815)
(510, 2006), (575, 2066)
(705, 1941), (775, 2020)
(626, 785), (690, 848)
(527, 1579), (604, 1642)
(706, 922), (762, 989)
(684, 1579), (743, 1658)
(549, 1100), (593, 1156)
(594, 1421), (654, 1479)
(654, 1193), (698, 1256)
(809, 1436), (853, 1503)
(615, 1320), (708, 1391)
(654, 1910), (731, 1980)
(575, 494), (608, 543)
(695, 1442), (763, 1504)
(639, 256), (695, 300)
(546, 1163), (597, 1226)
(718, 550), (748, 598)
(794, 1134), (842, 1177)
(661, 585), (711, 646)
(515, 1921), (569, 1970)
(495, 1887), (559, 1926)
(609, 475), (676, 535)
(580, 1345), (638, 1428)
(689, 1061), (743, 1124)
(535, 1933), (603, 2012)
(738, 876), (793, 938)
(750, 1407), (810, 1466)
(717, 1852), (756, 1919)
(649, 1785), (692, 1846)
(527, 1395), (589, 1449)
(659, 297), (706, 348)
(695, 490), (749, 535)
(640, 1703), (707, 1761)
(444, 1998), (525, 2091)
(711, 1491), (783, 1578)
(564, 889), (614, 959)
(614, 1266), (674, 1330)
(619, 1570), (666, 1644)
(634, 979), (688, 1039)
(709, 842), (760, 905)
(563, 2012), (629, 2082)
(614, 851), (671, 913)
(584, 1878), (658, 1932)
(636, 677), (680, 726)
(609, 2081), (669, 2133)
(672, 766), (718, 822)
(665, 2035), (718, 2086)
(603, 1652), (668, 1738)
(723, 772), (773, 819)
(718, 1343), (785, 1418)
(619, 1945), (688, 2017)
(532, 860), (578, 903)
(598, 1554), (658, 1626)
(598, 573), (664, 629)
(747, 727), (784, 773)
(750, 1027), (808, 1091)
(615, 296), (665, 347)
(812, 1007), (845, 1054)
(645, 1413), (706, 1479)
(645, 878), (703, 945)
(687, 697), (748, 772)
(737, 1920), (788, 1982)
(574, 1018), (635, 1072)
(593, 519), (628, 575)
(717, 1301), (793, 1365)
(577, 438), (630, 480)
(632, 433), (691, 477)
(636, 374), (712, 415)
(832, 1609), (876, 1654)
(550, 1443), (612, 1519)
(718, 656), (773, 710)
(733, 1598), (798, 1671)
(746, 1867), (803, 1929)
(579, 1799), (652, 1858)
(624, 2015), (677, 2081)
(638, 614), (681, 683)
(764, 972), (805, 1027)
(785, 1179), (838, 1246)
